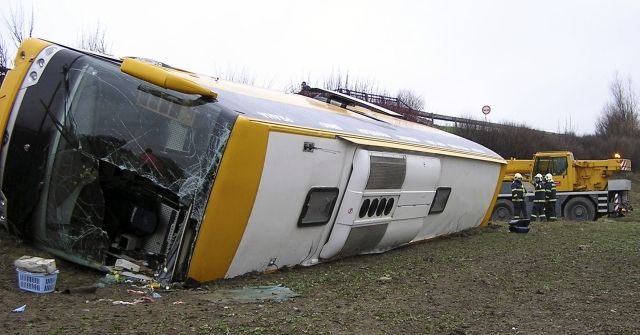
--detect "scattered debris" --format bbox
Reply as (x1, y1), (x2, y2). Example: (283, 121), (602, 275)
(97, 272), (122, 286)
(112, 296), (155, 305)
(112, 301), (136, 305)
(120, 271), (153, 282)
(126, 289), (146, 295)
(11, 305), (26, 313)
(115, 259), (141, 272)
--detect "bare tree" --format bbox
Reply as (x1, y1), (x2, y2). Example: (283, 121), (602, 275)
(321, 70), (352, 91)
(225, 68), (255, 85)
(283, 73), (311, 93)
(79, 23), (111, 54)
(213, 66), (256, 85)
(397, 89), (425, 111)
(3, 3), (34, 48)
(0, 36), (8, 68)
(285, 70), (395, 97)
(593, 74), (640, 169)
(596, 74), (640, 137)
(318, 70), (395, 97)
(0, 36), (8, 86)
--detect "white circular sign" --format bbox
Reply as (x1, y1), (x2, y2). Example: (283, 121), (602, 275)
(482, 105), (491, 115)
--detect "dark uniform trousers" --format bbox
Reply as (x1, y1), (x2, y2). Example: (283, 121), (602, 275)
(531, 181), (546, 221)
(545, 181), (557, 222)
(511, 180), (527, 219)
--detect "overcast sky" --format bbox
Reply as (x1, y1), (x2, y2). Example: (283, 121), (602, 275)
(1, 0), (639, 134)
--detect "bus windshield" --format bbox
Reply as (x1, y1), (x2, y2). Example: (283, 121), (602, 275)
(4, 49), (236, 273)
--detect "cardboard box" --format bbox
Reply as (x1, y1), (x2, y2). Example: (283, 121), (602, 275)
(14, 256), (57, 274)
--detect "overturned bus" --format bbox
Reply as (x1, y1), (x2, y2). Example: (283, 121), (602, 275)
(0, 38), (506, 283)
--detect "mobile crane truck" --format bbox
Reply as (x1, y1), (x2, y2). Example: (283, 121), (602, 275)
(492, 151), (632, 221)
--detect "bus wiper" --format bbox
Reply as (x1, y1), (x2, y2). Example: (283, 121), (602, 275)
(39, 98), (80, 150)
(62, 64), (71, 96)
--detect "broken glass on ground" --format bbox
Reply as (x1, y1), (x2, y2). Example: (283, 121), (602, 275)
(199, 285), (300, 304)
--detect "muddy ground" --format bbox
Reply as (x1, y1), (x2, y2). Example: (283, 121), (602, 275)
(1, 178), (639, 334)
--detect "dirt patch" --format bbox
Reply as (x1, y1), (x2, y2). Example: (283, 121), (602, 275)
(1, 177), (639, 334)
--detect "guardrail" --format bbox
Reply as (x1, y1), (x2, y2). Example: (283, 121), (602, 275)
(334, 88), (505, 129)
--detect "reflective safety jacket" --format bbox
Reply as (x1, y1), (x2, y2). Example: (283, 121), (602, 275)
(511, 180), (526, 202)
(533, 180), (546, 203)
(545, 180), (557, 202)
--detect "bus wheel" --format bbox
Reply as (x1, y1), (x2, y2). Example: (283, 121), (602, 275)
(491, 199), (513, 221)
(563, 197), (595, 221)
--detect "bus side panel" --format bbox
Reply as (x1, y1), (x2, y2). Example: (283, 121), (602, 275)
(226, 132), (353, 277)
(415, 157), (502, 240)
(187, 117), (269, 282)
(481, 163), (508, 226)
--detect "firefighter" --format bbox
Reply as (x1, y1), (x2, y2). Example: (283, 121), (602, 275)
(544, 173), (557, 222)
(511, 173), (527, 219)
(531, 173), (546, 221)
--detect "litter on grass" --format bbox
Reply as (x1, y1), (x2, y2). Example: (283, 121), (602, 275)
(12, 305), (26, 313)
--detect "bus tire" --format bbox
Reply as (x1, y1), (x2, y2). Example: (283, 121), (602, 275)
(491, 199), (514, 221)
(563, 197), (596, 221)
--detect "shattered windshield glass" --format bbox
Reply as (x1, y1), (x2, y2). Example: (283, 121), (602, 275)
(67, 61), (229, 195)
(24, 54), (236, 270)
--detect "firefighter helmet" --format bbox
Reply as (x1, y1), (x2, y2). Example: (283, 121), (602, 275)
(545, 173), (553, 181)
(535, 173), (543, 181)
(514, 173), (523, 180)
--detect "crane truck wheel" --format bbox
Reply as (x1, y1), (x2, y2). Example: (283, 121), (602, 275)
(491, 199), (514, 221)
(563, 197), (596, 221)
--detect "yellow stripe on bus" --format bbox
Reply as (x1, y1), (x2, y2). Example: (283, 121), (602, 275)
(481, 163), (508, 227)
(187, 116), (269, 282)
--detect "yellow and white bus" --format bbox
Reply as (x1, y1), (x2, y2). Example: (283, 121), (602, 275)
(0, 38), (506, 283)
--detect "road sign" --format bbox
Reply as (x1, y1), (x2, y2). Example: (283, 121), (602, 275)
(482, 105), (491, 115)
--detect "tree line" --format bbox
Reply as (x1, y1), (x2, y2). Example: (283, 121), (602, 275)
(0, 3), (109, 70)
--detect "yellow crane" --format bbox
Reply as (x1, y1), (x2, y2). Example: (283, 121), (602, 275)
(493, 151), (632, 221)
